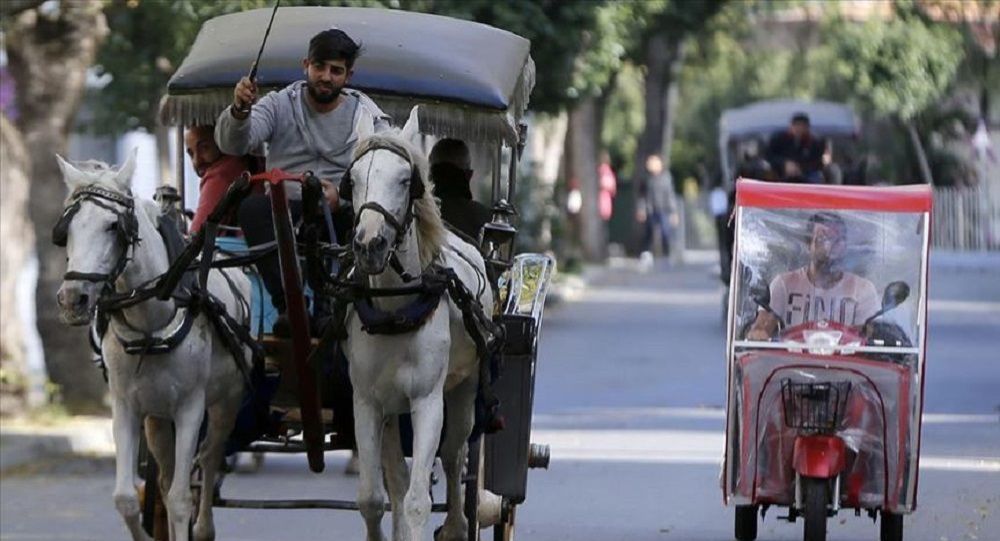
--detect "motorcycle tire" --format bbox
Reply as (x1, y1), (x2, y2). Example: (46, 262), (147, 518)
(880, 510), (903, 541)
(802, 477), (828, 541)
(734, 505), (758, 541)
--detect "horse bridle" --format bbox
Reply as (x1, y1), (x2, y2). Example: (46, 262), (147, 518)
(52, 185), (140, 286)
(339, 143), (425, 245)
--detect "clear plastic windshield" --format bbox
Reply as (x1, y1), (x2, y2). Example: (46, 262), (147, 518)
(730, 208), (926, 351)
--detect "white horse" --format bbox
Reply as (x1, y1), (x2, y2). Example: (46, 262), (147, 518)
(344, 109), (493, 541)
(54, 151), (251, 541)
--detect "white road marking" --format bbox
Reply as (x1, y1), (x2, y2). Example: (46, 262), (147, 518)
(534, 428), (1000, 472)
(535, 408), (997, 424)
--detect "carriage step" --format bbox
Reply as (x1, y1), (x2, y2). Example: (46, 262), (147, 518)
(216, 497), (449, 512)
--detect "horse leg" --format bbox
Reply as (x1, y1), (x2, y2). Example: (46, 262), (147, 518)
(404, 392), (445, 541)
(111, 401), (153, 541)
(355, 398), (388, 541)
(381, 415), (410, 541)
(145, 416), (175, 498)
(435, 378), (477, 541)
(192, 397), (239, 541)
(166, 395), (205, 541)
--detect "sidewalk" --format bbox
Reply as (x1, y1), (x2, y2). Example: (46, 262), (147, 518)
(0, 416), (114, 474)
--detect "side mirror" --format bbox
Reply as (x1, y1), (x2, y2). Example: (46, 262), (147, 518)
(882, 281), (910, 311)
(864, 281), (911, 328)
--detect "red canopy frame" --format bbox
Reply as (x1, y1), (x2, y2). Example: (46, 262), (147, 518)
(735, 179), (932, 213)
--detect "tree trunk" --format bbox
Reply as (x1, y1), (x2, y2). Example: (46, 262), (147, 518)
(659, 40), (688, 170)
(6, 1), (110, 413)
(906, 120), (935, 185)
(0, 114), (45, 417)
(631, 34), (672, 185)
(566, 98), (605, 262)
(631, 34), (689, 176)
(526, 112), (568, 252)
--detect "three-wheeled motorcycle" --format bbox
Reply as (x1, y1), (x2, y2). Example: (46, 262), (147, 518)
(722, 179), (932, 541)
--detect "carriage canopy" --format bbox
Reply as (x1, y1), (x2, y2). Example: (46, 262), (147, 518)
(160, 6), (535, 146)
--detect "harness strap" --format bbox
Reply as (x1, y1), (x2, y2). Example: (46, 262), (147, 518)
(65, 271), (116, 282)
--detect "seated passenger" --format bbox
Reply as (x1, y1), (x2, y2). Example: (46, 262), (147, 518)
(184, 125), (260, 234)
(766, 113), (825, 183)
(429, 138), (491, 242)
(746, 212), (878, 340)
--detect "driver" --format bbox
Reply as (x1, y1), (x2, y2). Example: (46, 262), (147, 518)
(746, 212), (879, 340)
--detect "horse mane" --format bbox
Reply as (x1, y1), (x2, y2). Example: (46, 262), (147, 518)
(353, 131), (446, 268)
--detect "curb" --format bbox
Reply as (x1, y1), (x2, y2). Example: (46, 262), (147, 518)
(1, 417), (114, 473)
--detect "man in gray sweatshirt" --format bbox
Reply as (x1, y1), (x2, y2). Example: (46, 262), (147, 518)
(216, 28), (391, 315)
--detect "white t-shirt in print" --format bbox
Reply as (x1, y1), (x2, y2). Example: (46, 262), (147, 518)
(768, 267), (879, 327)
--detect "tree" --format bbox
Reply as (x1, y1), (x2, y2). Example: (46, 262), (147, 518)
(826, 10), (965, 184)
(5, 0), (110, 412)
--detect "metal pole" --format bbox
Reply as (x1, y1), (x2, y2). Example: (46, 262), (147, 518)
(492, 142), (503, 205)
(269, 181), (324, 473)
(506, 144), (517, 206)
(175, 127), (186, 209)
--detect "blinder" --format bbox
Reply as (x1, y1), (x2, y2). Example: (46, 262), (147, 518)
(52, 185), (140, 284)
(52, 204), (81, 248)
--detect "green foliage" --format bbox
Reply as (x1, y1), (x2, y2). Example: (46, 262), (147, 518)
(92, 0), (295, 134)
(90, 0), (619, 133)
(825, 14), (964, 121)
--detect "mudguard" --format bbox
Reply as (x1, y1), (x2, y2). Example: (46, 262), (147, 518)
(793, 434), (847, 478)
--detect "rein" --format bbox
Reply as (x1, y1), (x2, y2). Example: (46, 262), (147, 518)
(54, 181), (264, 387)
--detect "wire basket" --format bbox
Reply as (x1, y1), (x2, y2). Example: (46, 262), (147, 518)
(780, 379), (852, 432)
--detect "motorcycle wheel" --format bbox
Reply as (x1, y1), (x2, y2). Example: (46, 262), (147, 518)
(880, 510), (903, 541)
(734, 505), (758, 541)
(802, 477), (828, 541)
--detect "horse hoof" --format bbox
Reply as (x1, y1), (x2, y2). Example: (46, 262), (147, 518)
(433, 524), (466, 541)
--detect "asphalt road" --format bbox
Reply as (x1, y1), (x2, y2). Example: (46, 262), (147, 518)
(2, 257), (998, 541)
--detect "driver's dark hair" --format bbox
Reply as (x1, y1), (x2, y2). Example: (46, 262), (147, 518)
(308, 29), (362, 69)
(807, 212), (846, 240)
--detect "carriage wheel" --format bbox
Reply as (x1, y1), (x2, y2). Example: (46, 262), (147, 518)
(880, 510), (903, 541)
(493, 504), (516, 541)
(802, 477), (829, 541)
(734, 505), (757, 540)
(464, 437), (485, 541)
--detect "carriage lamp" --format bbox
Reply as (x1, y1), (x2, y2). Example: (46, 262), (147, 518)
(154, 185), (182, 211)
(482, 199), (518, 271)
(154, 185), (187, 227)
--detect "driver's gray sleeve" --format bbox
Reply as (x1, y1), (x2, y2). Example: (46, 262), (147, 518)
(216, 92), (278, 156)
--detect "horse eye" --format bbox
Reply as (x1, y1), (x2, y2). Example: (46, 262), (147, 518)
(106, 222), (118, 232)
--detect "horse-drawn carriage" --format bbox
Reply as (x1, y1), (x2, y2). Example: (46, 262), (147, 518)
(56, 6), (553, 541)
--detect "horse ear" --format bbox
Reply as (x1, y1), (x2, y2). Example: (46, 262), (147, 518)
(55, 154), (86, 190)
(399, 106), (421, 145)
(115, 148), (138, 189)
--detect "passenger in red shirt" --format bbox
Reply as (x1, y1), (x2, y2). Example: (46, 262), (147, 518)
(185, 125), (256, 234)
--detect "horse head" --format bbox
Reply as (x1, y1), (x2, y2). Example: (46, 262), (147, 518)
(54, 149), (138, 325)
(346, 107), (433, 275)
